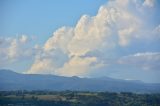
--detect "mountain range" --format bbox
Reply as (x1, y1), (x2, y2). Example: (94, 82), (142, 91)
(0, 69), (160, 93)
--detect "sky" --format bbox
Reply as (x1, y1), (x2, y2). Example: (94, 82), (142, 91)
(0, 0), (160, 83)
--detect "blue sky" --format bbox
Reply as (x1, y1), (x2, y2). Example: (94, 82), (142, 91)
(0, 0), (106, 44)
(0, 0), (160, 83)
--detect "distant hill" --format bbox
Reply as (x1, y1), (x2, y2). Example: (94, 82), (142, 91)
(0, 69), (160, 93)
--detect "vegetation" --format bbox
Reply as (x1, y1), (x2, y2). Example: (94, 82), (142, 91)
(0, 90), (160, 106)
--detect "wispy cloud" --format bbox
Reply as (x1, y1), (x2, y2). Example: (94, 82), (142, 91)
(143, 0), (155, 8)
(118, 52), (160, 71)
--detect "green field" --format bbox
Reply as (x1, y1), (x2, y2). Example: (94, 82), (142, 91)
(0, 91), (160, 106)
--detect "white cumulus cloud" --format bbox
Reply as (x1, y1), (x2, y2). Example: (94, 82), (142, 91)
(26, 0), (160, 76)
(56, 56), (99, 77)
(0, 35), (35, 67)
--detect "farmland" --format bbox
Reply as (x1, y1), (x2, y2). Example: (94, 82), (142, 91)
(0, 91), (160, 106)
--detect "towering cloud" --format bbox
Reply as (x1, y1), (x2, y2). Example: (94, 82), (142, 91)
(27, 0), (159, 76)
(1, 0), (159, 78)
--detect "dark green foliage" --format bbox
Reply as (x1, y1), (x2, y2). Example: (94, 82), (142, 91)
(0, 91), (160, 106)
